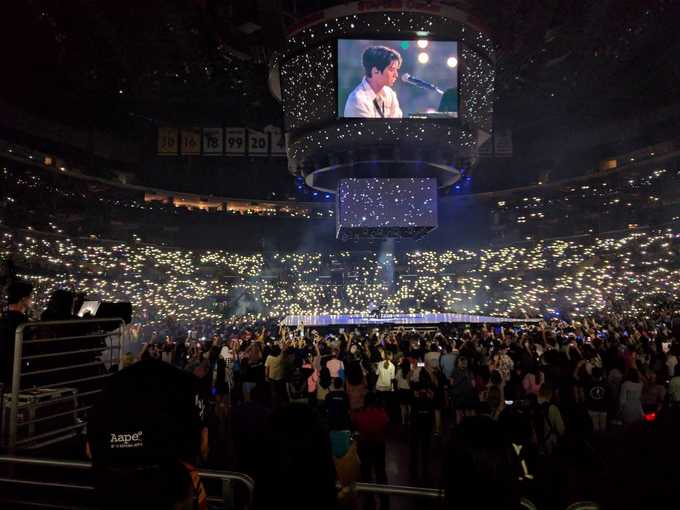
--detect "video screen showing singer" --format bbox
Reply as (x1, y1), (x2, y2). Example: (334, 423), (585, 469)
(338, 39), (458, 119)
(343, 46), (403, 119)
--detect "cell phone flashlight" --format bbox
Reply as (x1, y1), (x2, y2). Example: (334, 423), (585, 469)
(417, 362), (425, 368)
(505, 400), (514, 406)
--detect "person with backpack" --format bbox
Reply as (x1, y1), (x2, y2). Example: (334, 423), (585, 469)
(535, 384), (565, 456)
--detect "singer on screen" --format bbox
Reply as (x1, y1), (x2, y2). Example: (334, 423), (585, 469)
(343, 46), (403, 118)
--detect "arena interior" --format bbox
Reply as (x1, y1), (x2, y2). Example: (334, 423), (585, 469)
(1, 2), (680, 509)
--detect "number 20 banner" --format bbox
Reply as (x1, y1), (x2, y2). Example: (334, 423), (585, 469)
(247, 129), (269, 157)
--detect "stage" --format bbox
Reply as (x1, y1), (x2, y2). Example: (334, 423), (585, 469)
(281, 313), (541, 328)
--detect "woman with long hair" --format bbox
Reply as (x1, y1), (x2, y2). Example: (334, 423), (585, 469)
(396, 357), (412, 426)
(317, 366), (333, 408)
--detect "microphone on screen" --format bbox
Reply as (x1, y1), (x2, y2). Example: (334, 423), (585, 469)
(401, 73), (444, 95)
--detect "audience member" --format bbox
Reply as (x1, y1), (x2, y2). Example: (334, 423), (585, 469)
(87, 358), (209, 509)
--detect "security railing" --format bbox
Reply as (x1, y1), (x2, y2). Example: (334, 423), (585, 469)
(352, 482), (443, 499)
(0, 455), (572, 510)
(1, 318), (125, 452)
(0, 455), (255, 509)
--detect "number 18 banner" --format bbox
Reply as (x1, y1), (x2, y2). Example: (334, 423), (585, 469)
(202, 128), (223, 155)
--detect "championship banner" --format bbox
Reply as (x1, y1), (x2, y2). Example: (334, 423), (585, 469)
(247, 129), (269, 156)
(225, 127), (246, 156)
(155, 126), (286, 157)
(202, 128), (223, 155)
(157, 128), (179, 155)
(265, 125), (286, 156)
(180, 128), (201, 155)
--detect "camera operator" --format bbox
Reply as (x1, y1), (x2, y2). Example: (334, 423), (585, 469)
(26, 290), (110, 413)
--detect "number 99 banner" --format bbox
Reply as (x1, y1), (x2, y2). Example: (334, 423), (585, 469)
(225, 128), (246, 156)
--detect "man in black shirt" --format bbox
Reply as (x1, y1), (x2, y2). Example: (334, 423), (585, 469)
(0, 280), (33, 388)
(87, 358), (209, 508)
(325, 377), (350, 429)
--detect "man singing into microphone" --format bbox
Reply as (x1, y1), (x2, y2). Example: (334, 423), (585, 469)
(344, 46), (403, 118)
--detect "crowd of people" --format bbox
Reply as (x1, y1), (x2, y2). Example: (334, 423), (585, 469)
(1, 224), (679, 327)
(2, 150), (680, 249)
(86, 304), (680, 509)
(1, 235), (679, 508)
(490, 164), (680, 239)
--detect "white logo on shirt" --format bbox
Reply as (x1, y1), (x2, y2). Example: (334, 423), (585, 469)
(109, 430), (144, 449)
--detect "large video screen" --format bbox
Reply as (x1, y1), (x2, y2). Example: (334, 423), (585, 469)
(337, 178), (438, 229)
(338, 39), (458, 119)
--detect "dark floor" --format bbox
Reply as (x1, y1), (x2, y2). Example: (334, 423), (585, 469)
(6, 406), (667, 510)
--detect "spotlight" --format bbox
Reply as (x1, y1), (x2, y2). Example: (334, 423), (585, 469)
(447, 56), (458, 68)
(417, 40), (429, 49)
(418, 52), (429, 64)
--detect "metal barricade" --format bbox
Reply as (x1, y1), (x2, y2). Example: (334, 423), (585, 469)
(0, 455), (543, 510)
(352, 482), (443, 499)
(350, 483), (537, 510)
(0, 455), (255, 510)
(3, 318), (125, 453)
